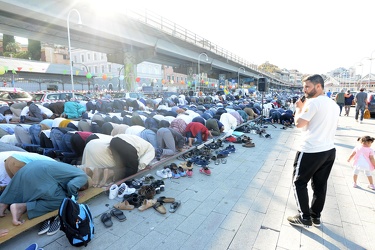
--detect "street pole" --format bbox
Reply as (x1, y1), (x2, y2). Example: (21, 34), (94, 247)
(67, 9), (82, 98)
(369, 50), (375, 90)
(238, 67), (245, 98)
(197, 52), (208, 93)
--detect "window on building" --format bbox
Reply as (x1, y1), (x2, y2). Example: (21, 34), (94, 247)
(101, 53), (104, 60)
(89, 67), (92, 73)
(167, 76), (170, 81)
(101, 65), (105, 73)
(94, 66), (98, 73)
(94, 53), (97, 61)
(172, 76), (175, 81)
(81, 54), (84, 62)
(87, 53), (91, 61)
(108, 64), (112, 73)
(74, 56), (77, 63)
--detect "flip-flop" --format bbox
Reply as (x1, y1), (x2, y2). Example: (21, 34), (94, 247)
(110, 208), (126, 222)
(100, 212), (113, 227)
(169, 201), (181, 213)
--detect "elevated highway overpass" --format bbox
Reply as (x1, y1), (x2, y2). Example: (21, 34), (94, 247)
(0, 0), (292, 89)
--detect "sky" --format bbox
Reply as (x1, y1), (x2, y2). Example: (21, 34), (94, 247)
(16, 0), (375, 76)
(106, 0), (375, 76)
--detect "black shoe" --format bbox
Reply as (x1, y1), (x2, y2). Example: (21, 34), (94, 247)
(311, 217), (321, 227)
(287, 214), (312, 227)
(47, 216), (60, 235)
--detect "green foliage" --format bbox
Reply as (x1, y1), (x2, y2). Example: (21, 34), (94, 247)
(5, 42), (20, 53)
(28, 39), (41, 60)
(3, 51), (30, 59)
(3, 34), (15, 51)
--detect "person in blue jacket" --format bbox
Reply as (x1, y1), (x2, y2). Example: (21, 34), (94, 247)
(62, 95), (86, 119)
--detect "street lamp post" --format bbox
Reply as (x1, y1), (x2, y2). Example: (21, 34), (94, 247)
(67, 9), (82, 97)
(238, 67), (245, 97)
(73, 62), (89, 90)
(359, 57), (370, 89)
(197, 52), (208, 92)
(118, 65), (125, 91)
(369, 50), (375, 90)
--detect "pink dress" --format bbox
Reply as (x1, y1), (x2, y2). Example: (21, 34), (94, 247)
(352, 145), (375, 171)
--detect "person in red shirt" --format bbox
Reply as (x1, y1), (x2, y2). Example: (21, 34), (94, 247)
(185, 122), (212, 146)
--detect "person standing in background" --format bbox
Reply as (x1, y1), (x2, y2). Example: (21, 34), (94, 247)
(287, 74), (339, 228)
(326, 89), (332, 98)
(344, 90), (354, 116)
(354, 88), (367, 124)
(335, 89), (345, 116)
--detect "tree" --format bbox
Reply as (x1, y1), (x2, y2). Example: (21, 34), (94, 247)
(28, 39), (41, 60)
(5, 42), (20, 53)
(3, 34), (15, 52)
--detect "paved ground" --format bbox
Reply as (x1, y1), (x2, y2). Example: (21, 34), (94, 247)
(3, 109), (375, 250)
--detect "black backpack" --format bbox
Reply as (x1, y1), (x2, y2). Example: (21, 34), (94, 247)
(58, 196), (94, 247)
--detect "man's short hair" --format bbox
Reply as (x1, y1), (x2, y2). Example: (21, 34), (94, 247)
(302, 74), (324, 89)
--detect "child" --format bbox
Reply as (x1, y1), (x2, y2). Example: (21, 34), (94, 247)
(347, 136), (375, 190)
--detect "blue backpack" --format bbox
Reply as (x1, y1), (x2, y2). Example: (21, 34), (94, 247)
(58, 196), (94, 247)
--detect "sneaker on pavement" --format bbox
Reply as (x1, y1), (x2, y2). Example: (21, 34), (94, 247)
(109, 184), (119, 199)
(353, 182), (358, 188)
(156, 169), (168, 179)
(368, 184), (375, 190)
(38, 219), (50, 235)
(311, 217), (321, 227)
(165, 168), (172, 178)
(117, 183), (136, 198)
(186, 169), (193, 177)
(287, 214), (312, 227)
(47, 216), (60, 236)
(199, 166), (211, 176)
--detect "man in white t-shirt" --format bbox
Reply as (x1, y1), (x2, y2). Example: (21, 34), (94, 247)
(287, 74), (339, 228)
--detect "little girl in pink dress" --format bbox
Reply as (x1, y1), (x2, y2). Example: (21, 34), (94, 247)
(347, 136), (375, 190)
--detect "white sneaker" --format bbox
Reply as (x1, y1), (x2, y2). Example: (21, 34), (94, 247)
(109, 184), (119, 200)
(156, 169), (168, 179)
(165, 168), (172, 178)
(117, 183), (136, 198)
(359, 120), (363, 124)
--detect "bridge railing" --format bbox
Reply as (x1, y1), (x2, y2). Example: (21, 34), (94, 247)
(124, 9), (288, 86)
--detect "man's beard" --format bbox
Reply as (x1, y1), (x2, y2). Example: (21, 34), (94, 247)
(306, 88), (317, 98)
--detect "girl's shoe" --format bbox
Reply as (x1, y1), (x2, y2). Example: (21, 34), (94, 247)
(368, 184), (375, 190)
(178, 166), (187, 177)
(186, 169), (193, 177)
(199, 166), (211, 176)
(353, 182), (358, 188)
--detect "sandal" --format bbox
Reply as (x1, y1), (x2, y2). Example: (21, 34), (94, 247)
(113, 200), (134, 210)
(153, 201), (166, 214)
(169, 201), (181, 213)
(157, 196), (175, 203)
(110, 208), (127, 222)
(101, 212), (113, 227)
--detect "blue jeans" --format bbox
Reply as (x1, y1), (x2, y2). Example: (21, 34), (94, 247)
(186, 131), (203, 144)
(355, 105), (365, 121)
(29, 124), (41, 145)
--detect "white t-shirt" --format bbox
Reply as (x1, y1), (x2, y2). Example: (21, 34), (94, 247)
(297, 95), (339, 153)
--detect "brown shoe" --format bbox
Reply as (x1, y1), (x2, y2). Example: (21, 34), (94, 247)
(138, 199), (157, 211)
(114, 200), (134, 210)
(242, 142), (255, 148)
(153, 201), (167, 214)
(157, 196), (175, 203)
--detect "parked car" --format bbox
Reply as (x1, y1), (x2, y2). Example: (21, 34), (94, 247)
(0, 87), (33, 104)
(32, 91), (88, 103)
(112, 92), (145, 100)
(366, 93), (375, 116)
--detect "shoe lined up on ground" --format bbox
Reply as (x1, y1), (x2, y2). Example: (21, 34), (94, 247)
(46, 216), (60, 235)
(117, 183), (136, 198)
